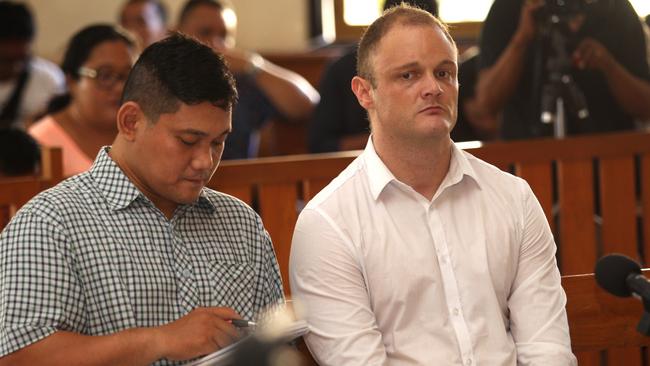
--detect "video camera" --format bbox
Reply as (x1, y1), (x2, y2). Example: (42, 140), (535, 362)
(534, 0), (600, 135)
(537, 0), (599, 23)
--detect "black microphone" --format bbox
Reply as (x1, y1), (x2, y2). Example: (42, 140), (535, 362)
(595, 254), (650, 300)
(595, 254), (650, 335)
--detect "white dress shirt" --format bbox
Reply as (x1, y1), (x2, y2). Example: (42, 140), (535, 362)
(0, 57), (64, 128)
(289, 139), (576, 366)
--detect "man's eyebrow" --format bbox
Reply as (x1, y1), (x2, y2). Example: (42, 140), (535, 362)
(178, 129), (208, 136)
(438, 60), (458, 68)
(177, 129), (232, 138)
(389, 59), (457, 72)
(390, 62), (421, 72)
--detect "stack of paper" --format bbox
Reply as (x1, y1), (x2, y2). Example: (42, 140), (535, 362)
(188, 320), (309, 366)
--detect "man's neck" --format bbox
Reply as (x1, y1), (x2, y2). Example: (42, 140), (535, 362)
(108, 143), (178, 220)
(372, 133), (452, 201)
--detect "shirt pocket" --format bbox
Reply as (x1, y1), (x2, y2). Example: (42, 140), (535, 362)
(207, 260), (257, 318)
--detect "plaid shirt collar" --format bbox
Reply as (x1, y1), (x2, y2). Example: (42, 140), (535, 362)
(89, 147), (216, 214)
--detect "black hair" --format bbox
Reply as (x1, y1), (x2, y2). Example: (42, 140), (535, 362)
(47, 24), (136, 114)
(61, 24), (135, 81)
(383, 0), (438, 16)
(0, 1), (35, 40)
(178, 0), (223, 25)
(121, 32), (238, 122)
(0, 128), (40, 176)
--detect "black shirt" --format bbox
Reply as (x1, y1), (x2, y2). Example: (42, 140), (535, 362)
(478, 0), (650, 139)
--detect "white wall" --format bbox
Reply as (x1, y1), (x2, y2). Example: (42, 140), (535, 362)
(25, 0), (311, 63)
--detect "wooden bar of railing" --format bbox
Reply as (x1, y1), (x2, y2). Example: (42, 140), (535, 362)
(0, 147), (63, 231)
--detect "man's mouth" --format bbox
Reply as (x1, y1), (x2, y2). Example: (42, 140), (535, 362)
(184, 177), (207, 185)
(419, 105), (445, 114)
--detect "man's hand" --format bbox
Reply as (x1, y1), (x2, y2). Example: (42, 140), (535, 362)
(573, 38), (615, 72)
(153, 307), (242, 361)
(513, 0), (545, 47)
(212, 43), (262, 75)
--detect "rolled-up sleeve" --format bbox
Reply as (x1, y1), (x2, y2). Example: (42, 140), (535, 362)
(509, 181), (577, 365)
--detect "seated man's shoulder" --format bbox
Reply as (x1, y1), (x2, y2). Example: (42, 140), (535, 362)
(308, 159), (362, 206)
(16, 174), (95, 222)
(461, 150), (529, 193)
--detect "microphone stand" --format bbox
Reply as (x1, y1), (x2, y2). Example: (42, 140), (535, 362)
(630, 273), (650, 335)
(539, 17), (589, 138)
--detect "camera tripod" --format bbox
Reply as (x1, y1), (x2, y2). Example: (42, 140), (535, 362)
(539, 18), (589, 138)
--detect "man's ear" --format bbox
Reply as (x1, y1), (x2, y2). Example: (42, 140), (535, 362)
(351, 76), (374, 111)
(116, 101), (145, 142)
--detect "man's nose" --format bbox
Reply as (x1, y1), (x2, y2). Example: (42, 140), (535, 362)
(192, 146), (214, 171)
(422, 73), (443, 98)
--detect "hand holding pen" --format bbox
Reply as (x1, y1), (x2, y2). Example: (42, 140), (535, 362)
(230, 319), (257, 328)
(153, 307), (242, 361)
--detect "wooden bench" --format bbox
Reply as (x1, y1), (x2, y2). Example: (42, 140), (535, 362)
(0, 147), (63, 231)
(2, 134), (649, 363)
(208, 131), (650, 365)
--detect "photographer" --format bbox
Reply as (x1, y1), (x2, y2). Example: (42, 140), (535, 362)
(476, 0), (650, 139)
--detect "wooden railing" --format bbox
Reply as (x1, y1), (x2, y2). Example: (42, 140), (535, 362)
(0, 147), (63, 231)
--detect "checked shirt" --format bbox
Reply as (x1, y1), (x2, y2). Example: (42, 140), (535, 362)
(0, 148), (284, 364)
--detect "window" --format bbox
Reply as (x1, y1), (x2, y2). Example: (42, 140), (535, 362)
(335, 0), (490, 44)
(631, 0), (650, 17)
(343, 0), (493, 23)
(335, 0), (650, 43)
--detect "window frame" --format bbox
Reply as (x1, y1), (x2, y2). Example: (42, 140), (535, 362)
(333, 0), (483, 44)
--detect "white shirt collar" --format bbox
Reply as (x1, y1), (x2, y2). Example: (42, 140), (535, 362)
(362, 136), (481, 201)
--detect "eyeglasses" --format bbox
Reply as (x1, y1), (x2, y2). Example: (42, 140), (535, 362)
(78, 66), (130, 90)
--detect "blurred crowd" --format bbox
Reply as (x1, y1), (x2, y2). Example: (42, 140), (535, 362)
(1, 0), (649, 177)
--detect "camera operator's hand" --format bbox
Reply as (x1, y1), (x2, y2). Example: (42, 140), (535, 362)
(212, 43), (260, 75)
(152, 306), (242, 361)
(573, 38), (615, 72)
(513, 0), (545, 47)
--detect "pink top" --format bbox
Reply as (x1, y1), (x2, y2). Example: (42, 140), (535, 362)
(29, 115), (94, 177)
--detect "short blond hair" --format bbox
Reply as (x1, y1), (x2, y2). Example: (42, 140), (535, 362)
(356, 4), (455, 86)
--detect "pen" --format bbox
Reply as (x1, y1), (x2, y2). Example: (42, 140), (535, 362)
(231, 319), (257, 328)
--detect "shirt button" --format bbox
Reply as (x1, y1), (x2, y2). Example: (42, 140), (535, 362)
(182, 269), (192, 278)
(465, 359), (473, 366)
(452, 308), (459, 316)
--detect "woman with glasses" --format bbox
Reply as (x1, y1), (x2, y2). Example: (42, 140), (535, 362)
(29, 24), (136, 177)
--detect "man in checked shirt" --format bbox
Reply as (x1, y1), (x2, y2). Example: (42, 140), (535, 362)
(0, 33), (283, 365)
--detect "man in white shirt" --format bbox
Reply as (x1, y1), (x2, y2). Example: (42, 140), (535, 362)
(0, 2), (64, 129)
(289, 4), (576, 365)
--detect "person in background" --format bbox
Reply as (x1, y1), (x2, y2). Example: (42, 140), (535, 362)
(28, 25), (136, 177)
(177, 0), (319, 159)
(0, 33), (283, 366)
(0, 127), (40, 177)
(290, 5), (575, 365)
(307, 0), (485, 153)
(0, 1), (64, 129)
(476, 0), (650, 140)
(456, 46), (499, 140)
(119, 0), (168, 49)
